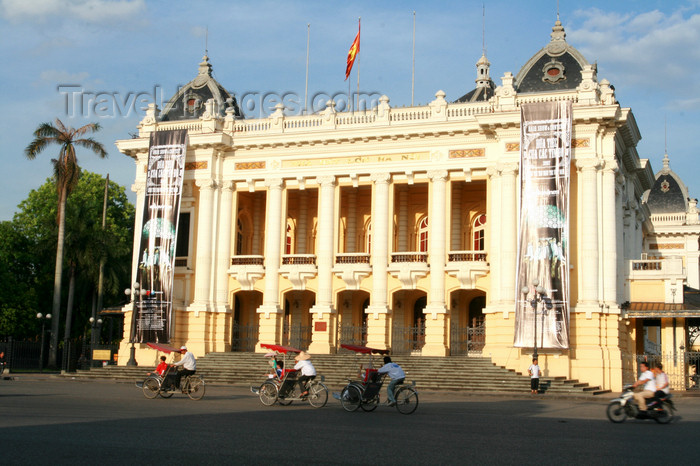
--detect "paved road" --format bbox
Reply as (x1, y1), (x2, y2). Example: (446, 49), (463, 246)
(1, 375), (698, 465)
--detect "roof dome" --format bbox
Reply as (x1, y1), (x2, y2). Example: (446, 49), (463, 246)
(454, 52), (496, 103)
(514, 18), (590, 93)
(644, 153), (689, 214)
(160, 54), (241, 121)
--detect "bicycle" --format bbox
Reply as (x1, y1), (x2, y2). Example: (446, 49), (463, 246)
(142, 367), (206, 400)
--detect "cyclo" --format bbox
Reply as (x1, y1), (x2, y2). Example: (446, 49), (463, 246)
(335, 344), (418, 414)
(140, 342), (206, 400)
(251, 344), (328, 408)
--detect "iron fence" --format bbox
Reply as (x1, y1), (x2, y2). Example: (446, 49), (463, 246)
(391, 325), (425, 355)
(337, 325), (368, 347)
(449, 325), (485, 355)
(231, 324), (259, 352)
(282, 323), (312, 350)
(634, 351), (700, 390)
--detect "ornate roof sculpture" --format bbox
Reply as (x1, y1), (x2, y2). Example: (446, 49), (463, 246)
(514, 18), (590, 93)
(454, 52), (496, 103)
(160, 54), (241, 121)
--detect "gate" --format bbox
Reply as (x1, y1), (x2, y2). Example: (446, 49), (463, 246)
(282, 322), (311, 350)
(338, 325), (367, 346)
(391, 325), (425, 355)
(231, 324), (258, 352)
(634, 351), (700, 390)
(449, 324), (485, 355)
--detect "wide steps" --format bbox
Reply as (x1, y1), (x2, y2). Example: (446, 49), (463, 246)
(67, 352), (605, 395)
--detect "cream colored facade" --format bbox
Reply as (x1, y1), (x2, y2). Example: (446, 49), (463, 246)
(116, 20), (663, 391)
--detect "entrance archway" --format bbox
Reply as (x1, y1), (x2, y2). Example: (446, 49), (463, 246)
(337, 290), (370, 346)
(448, 290), (486, 355)
(282, 290), (315, 349)
(231, 290), (262, 351)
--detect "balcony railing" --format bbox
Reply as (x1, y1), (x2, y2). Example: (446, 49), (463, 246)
(335, 253), (371, 264)
(631, 260), (663, 271)
(231, 255), (264, 266)
(448, 251), (487, 262)
(282, 254), (316, 265)
(391, 252), (428, 263)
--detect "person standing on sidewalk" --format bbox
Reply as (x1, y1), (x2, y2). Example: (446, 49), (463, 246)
(528, 358), (541, 394)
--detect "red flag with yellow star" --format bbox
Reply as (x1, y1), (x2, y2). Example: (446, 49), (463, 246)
(345, 21), (360, 80)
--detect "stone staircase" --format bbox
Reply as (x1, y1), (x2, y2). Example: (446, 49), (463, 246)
(67, 352), (609, 395)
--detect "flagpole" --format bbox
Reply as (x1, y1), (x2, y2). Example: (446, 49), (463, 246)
(356, 17), (361, 113)
(411, 11), (416, 107)
(305, 23), (310, 115)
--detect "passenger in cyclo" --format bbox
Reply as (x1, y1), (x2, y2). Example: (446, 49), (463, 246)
(267, 357), (284, 379)
(632, 361), (656, 412)
(294, 351), (316, 397)
(172, 345), (197, 389)
(378, 356), (405, 407)
(147, 356), (168, 377)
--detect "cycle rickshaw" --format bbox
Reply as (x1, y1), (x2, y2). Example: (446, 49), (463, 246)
(334, 344), (418, 414)
(140, 342), (206, 400)
(250, 344), (328, 408)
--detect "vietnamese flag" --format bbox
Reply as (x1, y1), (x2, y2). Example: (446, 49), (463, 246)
(345, 21), (360, 80)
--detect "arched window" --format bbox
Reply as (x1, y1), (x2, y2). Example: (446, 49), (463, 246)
(418, 216), (429, 252)
(472, 214), (486, 251)
(236, 219), (243, 256)
(366, 222), (372, 253)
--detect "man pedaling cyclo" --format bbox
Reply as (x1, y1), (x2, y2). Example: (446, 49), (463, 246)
(172, 345), (196, 389)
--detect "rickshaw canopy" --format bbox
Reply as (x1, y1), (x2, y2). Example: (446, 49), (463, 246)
(340, 344), (390, 355)
(260, 343), (302, 354)
(146, 342), (182, 353)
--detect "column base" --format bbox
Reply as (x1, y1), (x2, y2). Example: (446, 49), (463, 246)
(256, 304), (282, 351)
(365, 306), (390, 350)
(308, 306), (337, 355)
(422, 308), (448, 356)
(186, 302), (210, 316)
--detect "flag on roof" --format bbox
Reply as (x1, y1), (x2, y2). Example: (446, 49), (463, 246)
(345, 21), (360, 80)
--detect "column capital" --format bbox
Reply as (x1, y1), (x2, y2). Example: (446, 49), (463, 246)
(427, 170), (448, 182)
(316, 175), (336, 187)
(219, 180), (236, 192)
(486, 165), (500, 178)
(265, 177), (284, 190)
(602, 159), (619, 173)
(498, 162), (519, 176)
(575, 158), (601, 172)
(370, 172), (391, 184)
(131, 181), (146, 193)
(195, 178), (216, 190)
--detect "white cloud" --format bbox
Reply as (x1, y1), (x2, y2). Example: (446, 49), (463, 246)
(567, 6), (700, 96)
(0, 0), (145, 23)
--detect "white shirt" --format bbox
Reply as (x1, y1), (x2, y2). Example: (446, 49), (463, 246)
(294, 359), (316, 376)
(528, 364), (541, 379)
(656, 372), (670, 394)
(172, 351), (196, 371)
(639, 369), (656, 392)
(378, 362), (405, 380)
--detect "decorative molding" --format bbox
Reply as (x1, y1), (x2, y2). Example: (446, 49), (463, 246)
(649, 243), (684, 250)
(370, 172), (391, 184)
(572, 138), (590, 148)
(235, 161), (265, 170)
(505, 142), (520, 152)
(282, 152), (429, 168)
(449, 148), (485, 158)
(185, 161), (208, 170)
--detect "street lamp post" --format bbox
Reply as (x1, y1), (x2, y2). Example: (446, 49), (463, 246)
(125, 282), (143, 366)
(88, 317), (103, 367)
(521, 278), (547, 360)
(36, 313), (52, 371)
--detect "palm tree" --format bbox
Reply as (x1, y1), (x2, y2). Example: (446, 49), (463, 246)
(25, 119), (107, 367)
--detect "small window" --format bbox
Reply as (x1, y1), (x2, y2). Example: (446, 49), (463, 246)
(418, 216), (428, 252)
(175, 212), (191, 258)
(472, 214), (486, 251)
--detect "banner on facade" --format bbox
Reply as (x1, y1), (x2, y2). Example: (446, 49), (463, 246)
(514, 102), (571, 350)
(132, 129), (187, 343)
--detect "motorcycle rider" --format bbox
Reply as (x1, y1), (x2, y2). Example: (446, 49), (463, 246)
(632, 361), (656, 413)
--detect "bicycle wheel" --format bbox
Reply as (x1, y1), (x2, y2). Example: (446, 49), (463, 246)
(340, 385), (362, 412)
(142, 377), (160, 399)
(259, 381), (279, 406)
(360, 395), (379, 412)
(308, 382), (328, 408)
(606, 401), (627, 423)
(160, 390), (174, 399)
(395, 387), (418, 414)
(186, 376), (206, 400)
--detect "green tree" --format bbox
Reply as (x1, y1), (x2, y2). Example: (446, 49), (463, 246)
(24, 120), (107, 367)
(8, 173), (134, 343)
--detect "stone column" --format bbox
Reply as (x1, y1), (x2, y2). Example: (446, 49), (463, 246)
(601, 161), (618, 306)
(424, 170), (448, 356)
(256, 178), (284, 348)
(576, 159), (600, 309)
(485, 166), (502, 307)
(366, 173), (391, 348)
(310, 175), (337, 353)
(190, 179), (216, 312)
(297, 190), (308, 254)
(499, 163), (518, 306)
(397, 185), (408, 252)
(451, 183), (462, 251)
(215, 181), (235, 313)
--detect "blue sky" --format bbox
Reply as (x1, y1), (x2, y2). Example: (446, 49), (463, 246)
(1, 0), (699, 220)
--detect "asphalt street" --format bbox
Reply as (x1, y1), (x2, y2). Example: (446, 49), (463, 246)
(1, 375), (698, 465)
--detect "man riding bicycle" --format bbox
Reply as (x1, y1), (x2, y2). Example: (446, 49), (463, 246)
(172, 345), (196, 389)
(378, 356), (405, 407)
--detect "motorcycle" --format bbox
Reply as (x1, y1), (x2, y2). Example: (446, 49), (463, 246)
(606, 385), (675, 424)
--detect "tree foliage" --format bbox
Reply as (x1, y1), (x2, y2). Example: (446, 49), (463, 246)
(0, 172), (134, 340)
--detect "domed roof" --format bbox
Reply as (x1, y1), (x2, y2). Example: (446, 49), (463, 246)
(161, 54), (241, 121)
(454, 52), (496, 103)
(514, 18), (590, 93)
(645, 154), (689, 214)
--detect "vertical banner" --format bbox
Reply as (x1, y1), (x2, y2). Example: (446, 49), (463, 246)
(514, 102), (571, 350)
(132, 129), (187, 343)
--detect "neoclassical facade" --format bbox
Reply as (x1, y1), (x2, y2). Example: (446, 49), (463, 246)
(117, 20), (660, 391)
